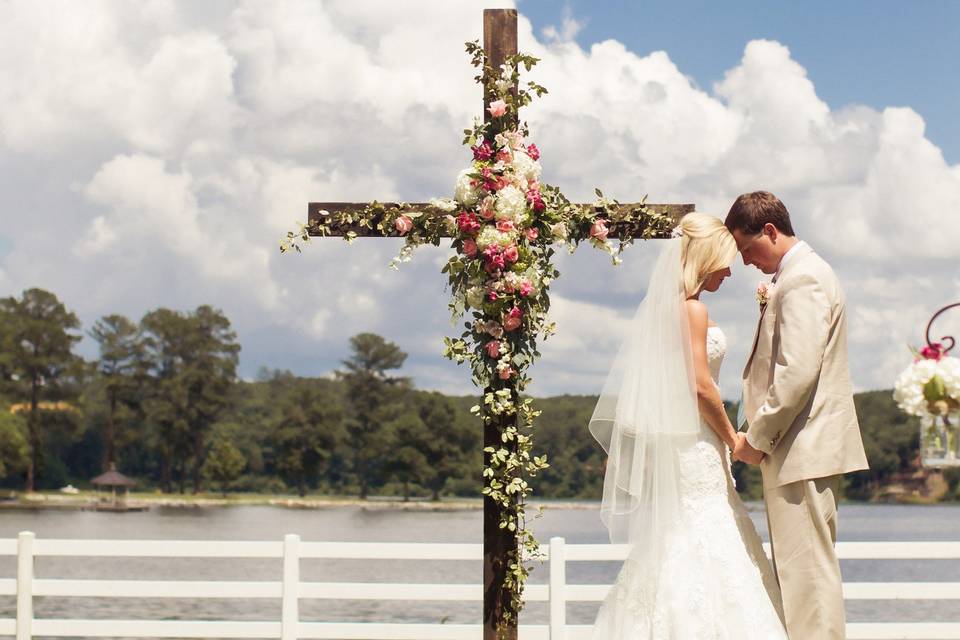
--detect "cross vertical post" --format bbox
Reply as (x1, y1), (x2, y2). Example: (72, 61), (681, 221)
(482, 12), (519, 640)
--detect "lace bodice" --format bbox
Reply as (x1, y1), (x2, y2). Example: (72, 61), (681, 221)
(706, 325), (726, 385)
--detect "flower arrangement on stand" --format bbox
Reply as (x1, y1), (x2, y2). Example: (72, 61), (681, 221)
(893, 305), (960, 467)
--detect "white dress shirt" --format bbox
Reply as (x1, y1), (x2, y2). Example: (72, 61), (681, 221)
(773, 240), (805, 283)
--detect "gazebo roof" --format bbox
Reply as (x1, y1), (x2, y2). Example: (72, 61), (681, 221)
(91, 463), (136, 487)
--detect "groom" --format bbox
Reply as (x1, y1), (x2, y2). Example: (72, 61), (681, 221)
(726, 191), (868, 640)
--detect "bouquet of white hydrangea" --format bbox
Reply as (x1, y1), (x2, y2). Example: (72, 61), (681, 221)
(893, 350), (960, 419)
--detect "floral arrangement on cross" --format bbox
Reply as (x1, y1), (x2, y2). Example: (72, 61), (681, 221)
(282, 41), (675, 623)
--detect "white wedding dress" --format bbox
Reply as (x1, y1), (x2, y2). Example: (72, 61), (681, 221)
(591, 326), (788, 639)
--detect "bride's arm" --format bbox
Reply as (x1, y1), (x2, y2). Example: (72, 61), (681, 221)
(685, 300), (738, 450)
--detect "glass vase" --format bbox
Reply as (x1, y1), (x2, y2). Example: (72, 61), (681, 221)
(920, 411), (960, 468)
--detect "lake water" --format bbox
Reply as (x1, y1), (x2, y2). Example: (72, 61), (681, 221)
(1, 502), (959, 628)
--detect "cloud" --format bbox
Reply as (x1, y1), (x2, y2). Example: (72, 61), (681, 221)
(0, 0), (957, 399)
(0, 2), (239, 156)
(542, 5), (585, 44)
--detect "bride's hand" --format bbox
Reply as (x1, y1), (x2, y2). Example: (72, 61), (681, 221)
(731, 432), (747, 462)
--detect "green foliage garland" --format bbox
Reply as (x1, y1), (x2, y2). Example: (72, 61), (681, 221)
(282, 42), (673, 626)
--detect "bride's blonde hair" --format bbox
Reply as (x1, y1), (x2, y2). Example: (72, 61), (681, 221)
(678, 213), (737, 297)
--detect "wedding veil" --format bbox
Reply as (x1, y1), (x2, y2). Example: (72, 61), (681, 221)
(588, 237), (700, 549)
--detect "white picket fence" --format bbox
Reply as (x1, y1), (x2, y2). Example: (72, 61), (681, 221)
(2, 531), (960, 639)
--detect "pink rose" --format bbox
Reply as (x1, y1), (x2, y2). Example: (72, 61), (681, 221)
(526, 189), (545, 212)
(526, 228), (539, 241)
(394, 215), (413, 235)
(921, 343), (945, 361)
(503, 244), (519, 263)
(525, 143), (540, 161)
(496, 149), (512, 164)
(457, 211), (481, 235)
(485, 340), (501, 359)
(483, 246), (506, 271)
(479, 196), (496, 220)
(481, 167), (504, 192)
(487, 99), (508, 118)
(496, 219), (515, 233)
(462, 238), (478, 258)
(483, 172), (510, 192)
(487, 290), (498, 301)
(503, 306), (522, 332)
(519, 281), (533, 297)
(471, 141), (493, 161)
(590, 218), (610, 242)
(498, 366), (515, 381)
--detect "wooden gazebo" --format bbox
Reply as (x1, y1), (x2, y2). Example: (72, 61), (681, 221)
(90, 463), (143, 512)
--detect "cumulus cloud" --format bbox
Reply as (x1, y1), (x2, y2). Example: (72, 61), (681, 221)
(0, 0), (956, 398)
(542, 5), (585, 44)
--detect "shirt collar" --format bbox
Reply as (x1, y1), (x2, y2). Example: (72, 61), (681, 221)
(774, 240), (805, 281)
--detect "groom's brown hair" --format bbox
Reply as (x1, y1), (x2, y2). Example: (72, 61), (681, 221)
(724, 191), (796, 236)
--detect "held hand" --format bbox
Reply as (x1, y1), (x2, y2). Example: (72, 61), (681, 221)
(731, 432), (747, 462)
(732, 433), (765, 465)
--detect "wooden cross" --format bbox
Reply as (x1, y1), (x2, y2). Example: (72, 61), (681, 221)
(305, 9), (693, 639)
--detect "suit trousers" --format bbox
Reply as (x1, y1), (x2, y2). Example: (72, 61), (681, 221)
(764, 475), (845, 640)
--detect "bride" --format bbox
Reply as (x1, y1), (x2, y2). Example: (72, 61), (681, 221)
(589, 213), (787, 638)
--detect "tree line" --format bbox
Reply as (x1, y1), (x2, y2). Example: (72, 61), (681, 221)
(0, 288), (480, 498)
(1, 287), (950, 501)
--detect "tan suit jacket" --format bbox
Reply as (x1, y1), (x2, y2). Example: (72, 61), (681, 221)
(743, 242), (869, 488)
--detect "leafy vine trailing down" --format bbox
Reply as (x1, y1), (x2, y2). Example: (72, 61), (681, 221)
(282, 41), (674, 627)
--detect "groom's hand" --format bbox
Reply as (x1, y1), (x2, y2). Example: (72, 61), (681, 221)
(733, 433), (765, 465)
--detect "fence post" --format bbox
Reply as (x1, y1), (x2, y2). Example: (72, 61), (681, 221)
(549, 536), (566, 640)
(282, 534), (300, 640)
(16, 531), (34, 640)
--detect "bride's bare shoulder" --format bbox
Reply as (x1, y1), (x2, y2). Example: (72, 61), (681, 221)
(684, 299), (709, 327)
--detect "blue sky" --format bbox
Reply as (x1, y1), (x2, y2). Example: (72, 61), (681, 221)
(520, 1), (960, 163)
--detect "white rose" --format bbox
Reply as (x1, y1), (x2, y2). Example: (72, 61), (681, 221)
(466, 286), (485, 309)
(495, 64), (513, 94)
(429, 197), (458, 212)
(510, 149), (541, 183)
(475, 226), (512, 251)
(550, 222), (568, 239)
(454, 169), (479, 207)
(495, 185), (526, 222)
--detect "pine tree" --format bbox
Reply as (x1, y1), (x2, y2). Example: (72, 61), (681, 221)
(0, 289), (82, 491)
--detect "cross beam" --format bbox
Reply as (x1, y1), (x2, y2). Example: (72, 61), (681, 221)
(307, 202), (694, 239)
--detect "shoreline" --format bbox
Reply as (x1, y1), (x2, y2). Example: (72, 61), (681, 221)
(1, 491), (606, 511)
(1, 491), (936, 512)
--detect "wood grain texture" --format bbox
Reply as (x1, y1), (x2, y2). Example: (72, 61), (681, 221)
(483, 10), (520, 640)
(483, 8), (518, 137)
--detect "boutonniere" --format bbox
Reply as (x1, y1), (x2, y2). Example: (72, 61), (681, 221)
(756, 281), (775, 308)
